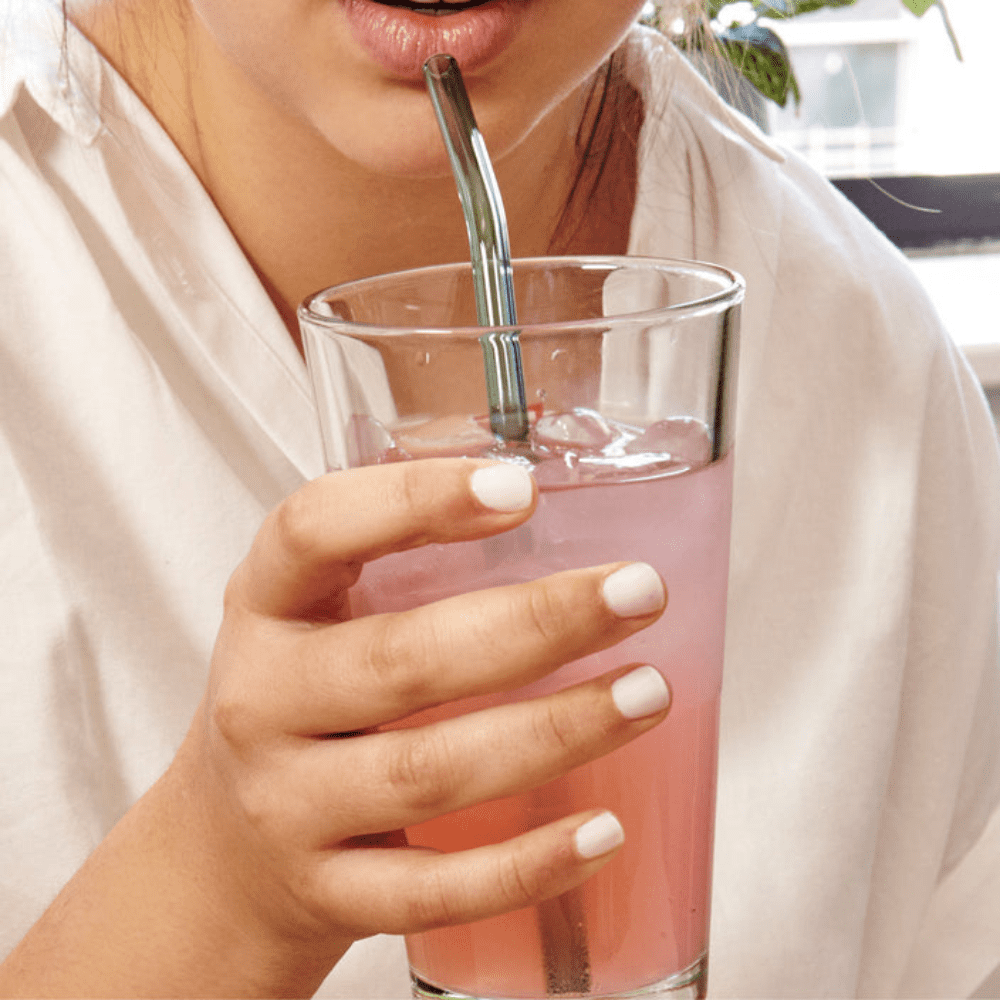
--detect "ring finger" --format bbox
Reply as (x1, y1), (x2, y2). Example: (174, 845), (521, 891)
(281, 663), (671, 841)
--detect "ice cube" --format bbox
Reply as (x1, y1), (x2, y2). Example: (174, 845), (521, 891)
(347, 414), (399, 466)
(624, 417), (712, 467)
(394, 414), (496, 459)
(531, 454), (580, 489)
(531, 408), (614, 453)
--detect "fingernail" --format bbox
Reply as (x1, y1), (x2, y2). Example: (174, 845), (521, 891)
(601, 564), (665, 618)
(574, 812), (625, 860)
(611, 665), (671, 720)
(470, 464), (534, 513)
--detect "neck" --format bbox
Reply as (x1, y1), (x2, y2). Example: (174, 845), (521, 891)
(74, 2), (638, 348)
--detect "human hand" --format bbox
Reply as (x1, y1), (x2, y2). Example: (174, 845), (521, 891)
(2, 459), (669, 999)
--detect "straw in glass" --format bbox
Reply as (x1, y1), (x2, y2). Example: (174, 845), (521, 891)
(422, 53), (530, 442)
(423, 53), (591, 996)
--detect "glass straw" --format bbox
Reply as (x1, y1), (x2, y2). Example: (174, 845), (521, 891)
(423, 53), (530, 442)
(423, 53), (591, 995)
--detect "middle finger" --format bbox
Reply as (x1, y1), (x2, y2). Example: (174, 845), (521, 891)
(250, 561), (666, 736)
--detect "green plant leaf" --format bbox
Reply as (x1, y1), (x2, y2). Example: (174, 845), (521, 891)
(750, 0), (796, 17)
(717, 22), (801, 107)
(901, 0), (937, 14)
(751, 0), (857, 17)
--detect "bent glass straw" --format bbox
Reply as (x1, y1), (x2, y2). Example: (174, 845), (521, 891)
(423, 54), (591, 995)
(423, 53), (530, 442)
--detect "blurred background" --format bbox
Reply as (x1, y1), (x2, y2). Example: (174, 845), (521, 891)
(772, 0), (1000, 406)
(645, 0), (1000, 433)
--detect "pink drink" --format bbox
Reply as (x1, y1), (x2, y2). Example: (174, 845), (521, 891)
(352, 429), (733, 999)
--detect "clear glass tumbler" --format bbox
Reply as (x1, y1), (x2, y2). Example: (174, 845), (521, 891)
(299, 256), (744, 1000)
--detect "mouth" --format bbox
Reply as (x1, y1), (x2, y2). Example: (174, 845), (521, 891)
(368, 0), (497, 12)
(342, 0), (519, 78)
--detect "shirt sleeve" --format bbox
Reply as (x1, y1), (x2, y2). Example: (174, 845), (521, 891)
(892, 343), (1000, 998)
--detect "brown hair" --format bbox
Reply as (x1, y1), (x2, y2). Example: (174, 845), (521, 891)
(549, 46), (645, 254)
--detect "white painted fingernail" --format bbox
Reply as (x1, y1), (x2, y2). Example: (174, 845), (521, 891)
(611, 666), (671, 720)
(470, 464), (534, 513)
(574, 812), (625, 860)
(601, 564), (665, 618)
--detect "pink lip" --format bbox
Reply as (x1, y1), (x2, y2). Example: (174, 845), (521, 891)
(340, 0), (521, 79)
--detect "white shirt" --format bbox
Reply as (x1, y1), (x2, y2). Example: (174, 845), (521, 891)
(2, 2), (999, 996)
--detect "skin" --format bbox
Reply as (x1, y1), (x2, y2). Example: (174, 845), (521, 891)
(0, 1), (661, 996)
(72, 0), (645, 339)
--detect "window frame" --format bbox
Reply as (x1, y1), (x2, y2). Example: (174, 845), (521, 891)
(831, 174), (1000, 252)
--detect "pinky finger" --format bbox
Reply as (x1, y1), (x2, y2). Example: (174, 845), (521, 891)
(325, 810), (625, 937)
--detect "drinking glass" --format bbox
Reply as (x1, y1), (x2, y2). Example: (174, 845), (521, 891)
(299, 256), (743, 1000)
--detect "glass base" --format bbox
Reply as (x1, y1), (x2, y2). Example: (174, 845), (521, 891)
(411, 953), (707, 1000)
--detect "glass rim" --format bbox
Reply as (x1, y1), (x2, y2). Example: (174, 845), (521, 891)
(297, 254), (745, 338)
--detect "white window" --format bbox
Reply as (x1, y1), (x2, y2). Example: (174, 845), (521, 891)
(765, 0), (1000, 178)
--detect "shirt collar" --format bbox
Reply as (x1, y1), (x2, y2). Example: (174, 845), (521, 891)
(0, 0), (104, 143)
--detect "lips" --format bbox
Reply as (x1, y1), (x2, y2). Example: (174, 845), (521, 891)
(341, 0), (520, 79)
(370, 0), (496, 10)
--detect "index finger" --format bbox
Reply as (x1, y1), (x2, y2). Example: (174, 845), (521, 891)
(228, 459), (536, 620)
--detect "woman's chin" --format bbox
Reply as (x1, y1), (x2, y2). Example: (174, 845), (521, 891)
(310, 100), (462, 180)
(305, 78), (537, 181)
